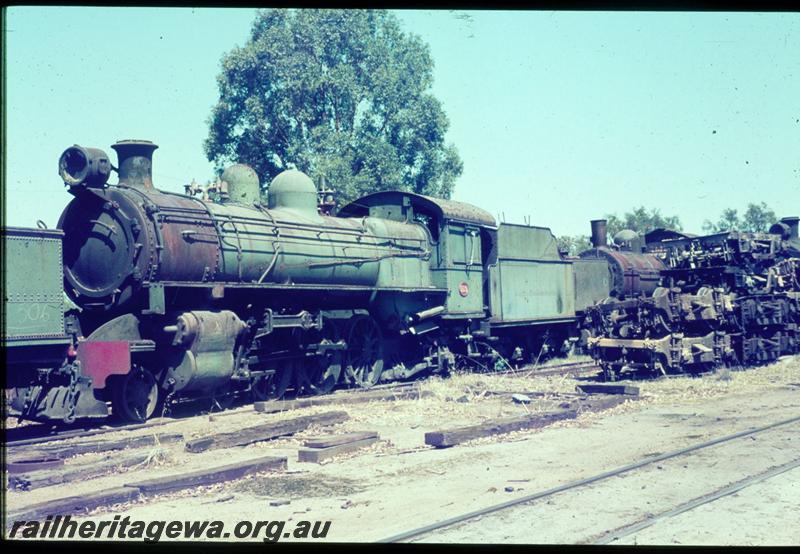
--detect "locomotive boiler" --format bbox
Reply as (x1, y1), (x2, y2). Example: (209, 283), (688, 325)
(578, 219), (666, 300)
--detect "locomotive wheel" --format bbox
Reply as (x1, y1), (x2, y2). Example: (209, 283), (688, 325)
(210, 385), (236, 412)
(251, 367), (292, 401)
(345, 316), (384, 388)
(296, 321), (343, 395)
(111, 366), (160, 423)
(251, 374), (272, 401)
(308, 346), (342, 394)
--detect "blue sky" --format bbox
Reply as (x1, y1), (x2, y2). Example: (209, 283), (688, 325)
(4, 8), (799, 235)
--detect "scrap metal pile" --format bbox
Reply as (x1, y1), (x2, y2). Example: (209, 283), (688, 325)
(584, 221), (800, 380)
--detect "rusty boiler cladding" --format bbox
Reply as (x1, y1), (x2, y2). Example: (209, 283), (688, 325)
(580, 220), (665, 299)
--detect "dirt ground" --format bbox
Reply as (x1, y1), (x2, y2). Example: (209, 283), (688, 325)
(4, 355), (800, 545)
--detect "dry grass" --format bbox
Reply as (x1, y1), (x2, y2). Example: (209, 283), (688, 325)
(631, 356), (800, 404)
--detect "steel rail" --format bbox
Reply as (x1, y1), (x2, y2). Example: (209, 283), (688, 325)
(592, 457), (800, 544)
(378, 414), (800, 543)
(3, 418), (169, 448)
(486, 360), (599, 378)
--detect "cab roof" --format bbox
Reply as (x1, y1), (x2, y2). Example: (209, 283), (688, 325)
(338, 190), (497, 228)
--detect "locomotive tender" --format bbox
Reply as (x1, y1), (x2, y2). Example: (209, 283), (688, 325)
(2, 140), (662, 423)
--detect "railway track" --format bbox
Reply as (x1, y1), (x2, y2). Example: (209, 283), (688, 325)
(2, 382), (422, 449)
(3, 419), (174, 450)
(497, 360), (599, 378)
(4, 362), (597, 446)
(379, 414), (800, 543)
(590, 457), (800, 544)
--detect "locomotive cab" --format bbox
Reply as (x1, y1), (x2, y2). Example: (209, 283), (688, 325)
(339, 191), (496, 320)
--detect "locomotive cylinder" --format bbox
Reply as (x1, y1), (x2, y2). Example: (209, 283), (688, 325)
(164, 310), (246, 393)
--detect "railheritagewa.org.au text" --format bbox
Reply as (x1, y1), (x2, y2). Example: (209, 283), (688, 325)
(8, 515), (331, 542)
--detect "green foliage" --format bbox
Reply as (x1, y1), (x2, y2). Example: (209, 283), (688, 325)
(702, 202), (777, 233)
(605, 207), (683, 239)
(205, 9), (463, 205)
(556, 235), (592, 257)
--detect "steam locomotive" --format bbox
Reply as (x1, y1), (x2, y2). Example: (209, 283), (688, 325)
(585, 219), (800, 379)
(0, 140), (715, 423)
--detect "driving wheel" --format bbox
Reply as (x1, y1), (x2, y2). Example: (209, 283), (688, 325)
(344, 315), (384, 388)
(297, 320), (343, 395)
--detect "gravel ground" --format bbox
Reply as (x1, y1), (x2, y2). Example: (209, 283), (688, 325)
(4, 355), (799, 544)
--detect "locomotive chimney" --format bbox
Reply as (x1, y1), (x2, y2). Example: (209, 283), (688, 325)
(111, 140), (158, 190)
(590, 219), (608, 248)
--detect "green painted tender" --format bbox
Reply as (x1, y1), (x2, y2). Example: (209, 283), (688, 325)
(487, 224), (575, 325)
(3, 226), (78, 406)
(2, 227), (69, 347)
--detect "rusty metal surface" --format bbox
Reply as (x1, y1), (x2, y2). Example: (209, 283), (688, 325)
(58, 145), (112, 188)
(590, 219), (607, 248)
(146, 191), (222, 283)
(581, 247), (666, 299)
(588, 222), (800, 378)
(604, 248), (666, 297)
(112, 140), (158, 190)
(587, 331), (727, 373)
(59, 147), (435, 311)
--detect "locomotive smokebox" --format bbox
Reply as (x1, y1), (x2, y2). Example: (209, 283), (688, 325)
(58, 145), (112, 188)
(590, 219), (608, 248)
(771, 217), (799, 240)
(112, 140), (158, 190)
